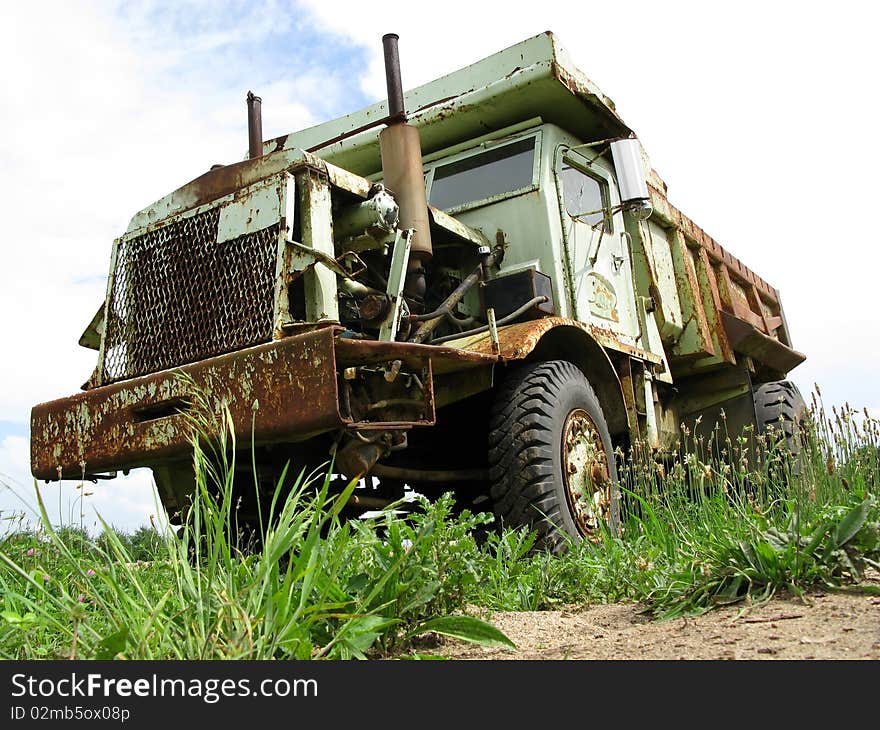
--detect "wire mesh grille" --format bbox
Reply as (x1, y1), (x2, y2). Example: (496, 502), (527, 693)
(101, 208), (279, 383)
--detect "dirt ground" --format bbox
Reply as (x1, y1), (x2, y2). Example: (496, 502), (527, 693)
(433, 584), (880, 660)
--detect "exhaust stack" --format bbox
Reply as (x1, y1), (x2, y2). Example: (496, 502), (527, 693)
(382, 33), (405, 118)
(246, 91), (263, 159)
(379, 34), (432, 306)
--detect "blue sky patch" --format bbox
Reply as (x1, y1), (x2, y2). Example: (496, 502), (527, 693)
(0, 420), (28, 441)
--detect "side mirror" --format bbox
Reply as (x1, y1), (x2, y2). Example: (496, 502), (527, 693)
(611, 139), (652, 220)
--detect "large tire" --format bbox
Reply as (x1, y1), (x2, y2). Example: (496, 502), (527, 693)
(488, 360), (619, 552)
(753, 380), (808, 463)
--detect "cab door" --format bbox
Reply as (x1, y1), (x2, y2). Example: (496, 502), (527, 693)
(557, 149), (639, 345)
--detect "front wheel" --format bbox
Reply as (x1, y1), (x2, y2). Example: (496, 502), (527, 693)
(488, 360), (619, 552)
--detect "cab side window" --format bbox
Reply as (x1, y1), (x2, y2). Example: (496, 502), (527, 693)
(560, 164), (611, 232)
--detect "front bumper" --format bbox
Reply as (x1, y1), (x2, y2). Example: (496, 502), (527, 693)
(30, 327), (496, 481)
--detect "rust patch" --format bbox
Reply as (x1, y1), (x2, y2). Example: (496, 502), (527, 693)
(184, 154), (289, 213)
(31, 328), (343, 480)
(335, 337), (496, 375)
(453, 317), (662, 365)
(550, 61), (630, 135)
(127, 149), (372, 234)
(412, 94), (461, 114)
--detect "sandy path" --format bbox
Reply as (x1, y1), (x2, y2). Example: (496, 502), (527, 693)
(433, 587), (880, 660)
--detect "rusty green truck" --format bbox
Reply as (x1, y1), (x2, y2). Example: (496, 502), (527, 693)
(30, 31), (806, 548)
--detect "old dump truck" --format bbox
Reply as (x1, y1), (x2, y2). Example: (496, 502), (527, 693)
(31, 32), (806, 548)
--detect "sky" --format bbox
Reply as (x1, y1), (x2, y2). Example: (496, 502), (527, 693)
(1, 0), (878, 533)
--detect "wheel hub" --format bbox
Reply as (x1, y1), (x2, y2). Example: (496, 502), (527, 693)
(561, 408), (612, 538)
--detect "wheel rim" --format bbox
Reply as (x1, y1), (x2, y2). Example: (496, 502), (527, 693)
(561, 408), (613, 538)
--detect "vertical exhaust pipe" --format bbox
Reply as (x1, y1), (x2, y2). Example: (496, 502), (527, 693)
(382, 34), (405, 119)
(379, 34), (432, 308)
(247, 90), (263, 159)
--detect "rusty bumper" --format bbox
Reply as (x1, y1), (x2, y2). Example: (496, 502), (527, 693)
(31, 327), (497, 481)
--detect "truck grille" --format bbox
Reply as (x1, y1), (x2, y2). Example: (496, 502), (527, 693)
(101, 207), (279, 384)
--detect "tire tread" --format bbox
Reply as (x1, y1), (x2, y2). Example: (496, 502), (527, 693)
(488, 360), (613, 551)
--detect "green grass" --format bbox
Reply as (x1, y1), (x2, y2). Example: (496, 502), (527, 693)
(1, 387), (878, 658)
(0, 401), (512, 660)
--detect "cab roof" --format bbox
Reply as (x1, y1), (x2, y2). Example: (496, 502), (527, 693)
(262, 31), (633, 177)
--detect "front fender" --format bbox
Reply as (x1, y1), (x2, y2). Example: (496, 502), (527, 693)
(447, 317), (642, 435)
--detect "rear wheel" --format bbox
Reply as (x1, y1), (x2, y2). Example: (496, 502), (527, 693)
(753, 380), (808, 469)
(488, 360), (619, 552)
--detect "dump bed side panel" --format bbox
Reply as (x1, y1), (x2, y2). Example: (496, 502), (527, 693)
(646, 184), (804, 377)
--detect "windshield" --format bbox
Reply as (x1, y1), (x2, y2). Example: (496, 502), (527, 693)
(428, 137), (536, 211)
